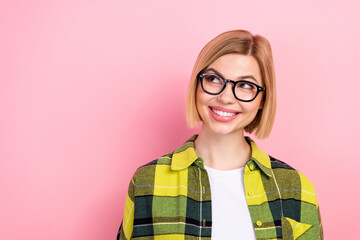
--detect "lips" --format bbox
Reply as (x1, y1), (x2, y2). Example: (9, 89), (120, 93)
(210, 106), (240, 114)
(209, 106), (240, 122)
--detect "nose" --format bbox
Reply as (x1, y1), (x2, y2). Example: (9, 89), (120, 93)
(218, 82), (236, 104)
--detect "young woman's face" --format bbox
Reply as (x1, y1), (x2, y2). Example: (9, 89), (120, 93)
(196, 53), (264, 136)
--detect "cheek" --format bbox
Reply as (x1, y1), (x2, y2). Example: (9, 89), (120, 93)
(196, 86), (205, 107)
(196, 88), (210, 120)
(242, 100), (262, 117)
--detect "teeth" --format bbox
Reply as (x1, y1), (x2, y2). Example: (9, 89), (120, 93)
(212, 109), (237, 117)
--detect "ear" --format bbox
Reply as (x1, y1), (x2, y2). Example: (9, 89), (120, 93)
(258, 99), (264, 110)
(258, 91), (266, 109)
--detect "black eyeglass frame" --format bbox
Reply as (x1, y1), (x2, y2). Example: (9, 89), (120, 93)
(198, 73), (265, 102)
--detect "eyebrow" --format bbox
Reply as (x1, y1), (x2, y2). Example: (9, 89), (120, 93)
(204, 67), (259, 83)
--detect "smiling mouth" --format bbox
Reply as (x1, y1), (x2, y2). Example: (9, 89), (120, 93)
(209, 107), (240, 117)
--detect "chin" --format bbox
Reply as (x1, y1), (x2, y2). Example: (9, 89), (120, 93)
(206, 123), (243, 136)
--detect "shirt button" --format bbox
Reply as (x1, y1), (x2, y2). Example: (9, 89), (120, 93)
(256, 221), (262, 226)
(248, 191), (254, 196)
(202, 219), (206, 227)
(249, 164), (254, 171)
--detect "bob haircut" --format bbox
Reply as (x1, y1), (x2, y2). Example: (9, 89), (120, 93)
(186, 30), (276, 139)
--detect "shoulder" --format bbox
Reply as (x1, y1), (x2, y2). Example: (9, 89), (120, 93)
(131, 152), (174, 184)
(269, 155), (318, 206)
(269, 155), (296, 170)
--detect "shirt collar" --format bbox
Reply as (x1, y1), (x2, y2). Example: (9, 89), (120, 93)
(245, 136), (273, 177)
(171, 135), (199, 171)
(171, 134), (273, 177)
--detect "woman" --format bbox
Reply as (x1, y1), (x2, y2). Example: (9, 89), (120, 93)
(117, 30), (323, 240)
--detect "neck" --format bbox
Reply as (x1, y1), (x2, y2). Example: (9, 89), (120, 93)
(194, 125), (251, 170)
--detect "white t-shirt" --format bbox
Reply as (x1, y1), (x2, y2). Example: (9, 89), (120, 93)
(204, 165), (257, 240)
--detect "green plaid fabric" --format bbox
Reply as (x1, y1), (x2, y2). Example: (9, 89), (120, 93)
(117, 135), (323, 240)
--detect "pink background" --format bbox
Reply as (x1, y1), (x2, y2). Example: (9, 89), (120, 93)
(1, 1), (359, 239)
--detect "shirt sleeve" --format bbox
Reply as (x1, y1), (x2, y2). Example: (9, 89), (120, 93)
(117, 176), (135, 240)
(317, 205), (324, 239)
(297, 171), (324, 239)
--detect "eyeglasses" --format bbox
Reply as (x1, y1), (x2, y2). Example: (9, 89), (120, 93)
(198, 73), (265, 102)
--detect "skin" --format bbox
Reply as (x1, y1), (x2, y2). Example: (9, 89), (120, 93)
(194, 53), (264, 170)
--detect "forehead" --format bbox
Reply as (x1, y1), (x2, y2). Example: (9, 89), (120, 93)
(206, 54), (261, 82)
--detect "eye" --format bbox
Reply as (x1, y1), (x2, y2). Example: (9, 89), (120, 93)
(238, 82), (255, 90)
(204, 74), (222, 84)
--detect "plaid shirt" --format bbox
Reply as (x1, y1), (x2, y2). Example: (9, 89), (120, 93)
(117, 135), (323, 239)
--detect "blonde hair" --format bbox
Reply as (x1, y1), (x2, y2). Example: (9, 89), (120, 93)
(186, 30), (276, 139)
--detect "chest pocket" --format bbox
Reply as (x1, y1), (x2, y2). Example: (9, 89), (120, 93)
(281, 216), (312, 240)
